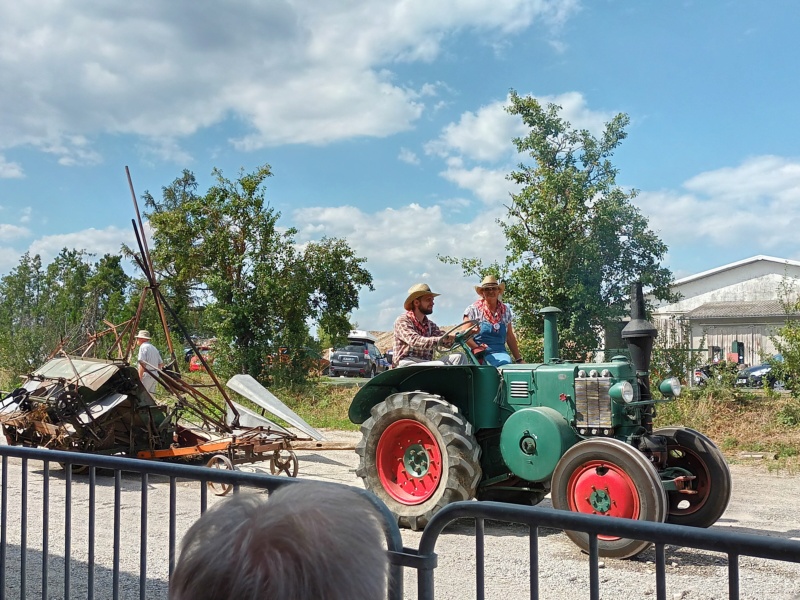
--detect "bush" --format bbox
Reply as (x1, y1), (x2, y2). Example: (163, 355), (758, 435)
(777, 399), (800, 427)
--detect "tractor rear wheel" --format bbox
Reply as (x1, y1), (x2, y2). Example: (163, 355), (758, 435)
(654, 427), (732, 527)
(356, 391), (481, 530)
(551, 438), (667, 559)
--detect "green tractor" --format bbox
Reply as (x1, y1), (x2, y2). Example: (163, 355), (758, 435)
(349, 283), (732, 558)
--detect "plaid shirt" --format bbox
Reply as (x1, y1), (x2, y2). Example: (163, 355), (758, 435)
(392, 312), (444, 366)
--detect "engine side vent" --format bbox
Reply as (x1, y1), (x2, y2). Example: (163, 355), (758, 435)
(509, 381), (529, 399)
(575, 377), (612, 429)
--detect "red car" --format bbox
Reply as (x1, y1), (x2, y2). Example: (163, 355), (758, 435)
(188, 347), (213, 372)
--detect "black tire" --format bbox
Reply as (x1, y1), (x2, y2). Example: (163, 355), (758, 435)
(355, 391), (482, 530)
(654, 427), (732, 527)
(551, 438), (667, 559)
(368, 365), (376, 379)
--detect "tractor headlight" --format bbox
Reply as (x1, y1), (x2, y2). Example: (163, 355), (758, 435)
(609, 381), (635, 404)
(659, 377), (682, 397)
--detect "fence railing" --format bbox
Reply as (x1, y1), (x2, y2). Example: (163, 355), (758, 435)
(417, 500), (800, 600)
(2, 445), (800, 600)
(0, 445), (409, 600)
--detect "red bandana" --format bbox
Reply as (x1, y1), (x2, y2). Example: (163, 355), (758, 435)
(476, 299), (506, 326)
(406, 310), (430, 336)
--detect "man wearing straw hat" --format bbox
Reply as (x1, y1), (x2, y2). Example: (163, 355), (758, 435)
(135, 329), (164, 396)
(392, 283), (467, 368)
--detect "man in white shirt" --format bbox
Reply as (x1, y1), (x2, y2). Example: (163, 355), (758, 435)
(136, 329), (164, 397)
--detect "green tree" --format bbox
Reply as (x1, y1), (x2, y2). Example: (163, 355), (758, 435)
(0, 252), (47, 373)
(770, 277), (800, 397)
(651, 317), (704, 387)
(0, 250), (134, 375)
(143, 165), (372, 384)
(444, 91), (676, 359)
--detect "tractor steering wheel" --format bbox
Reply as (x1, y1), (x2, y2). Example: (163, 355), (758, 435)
(435, 319), (481, 353)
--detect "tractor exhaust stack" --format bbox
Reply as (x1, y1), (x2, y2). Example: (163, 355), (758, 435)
(540, 307), (562, 363)
(621, 281), (658, 407)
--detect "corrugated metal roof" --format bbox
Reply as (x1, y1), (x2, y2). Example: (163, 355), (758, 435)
(684, 300), (789, 319)
(673, 255), (800, 285)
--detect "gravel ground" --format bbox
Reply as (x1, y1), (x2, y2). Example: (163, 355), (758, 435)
(1, 429), (799, 600)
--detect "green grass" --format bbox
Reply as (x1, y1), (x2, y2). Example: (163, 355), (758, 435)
(654, 387), (800, 473)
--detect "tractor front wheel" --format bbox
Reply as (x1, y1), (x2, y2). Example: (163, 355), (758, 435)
(654, 427), (732, 527)
(356, 391), (481, 530)
(551, 438), (667, 559)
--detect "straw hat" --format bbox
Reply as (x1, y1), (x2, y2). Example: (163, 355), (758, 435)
(135, 329), (152, 340)
(475, 275), (505, 295)
(404, 283), (440, 310)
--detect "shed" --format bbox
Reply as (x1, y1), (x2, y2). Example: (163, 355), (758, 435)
(653, 255), (800, 366)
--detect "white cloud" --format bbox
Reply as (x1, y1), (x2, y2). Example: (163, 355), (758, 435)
(0, 246), (22, 273)
(424, 91), (616, 203)
(139, 138), (194, 166)
(426, 91), (614, 165)
(0, 1), (580, 161)
(637, 155), (800, 254)
(536, 91), (615, 135)
(0, 224), (30, 239)
(292, 201), (508, 329)
(398, 147), (420, 165)
(27, 226), (134, 266)
(440, 159), (518, 205)
(426, 99), (524, 162)
(0, 155), (24, 178)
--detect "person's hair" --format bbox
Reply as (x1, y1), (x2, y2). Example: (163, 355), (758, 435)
(169, 483), (388, 600)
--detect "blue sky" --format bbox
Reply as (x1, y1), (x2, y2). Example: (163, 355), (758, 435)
(1, 1), (799, 331)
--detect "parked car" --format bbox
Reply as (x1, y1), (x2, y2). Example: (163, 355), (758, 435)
(329, 339), (386, 378)
(734, 359), (785, 389)
(188, 347), (214, 372)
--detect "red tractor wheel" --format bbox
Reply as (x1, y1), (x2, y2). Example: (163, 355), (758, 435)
(356, 391), (481, 530)
(654, 427), (732, 527)
(551, 438), (667, 559)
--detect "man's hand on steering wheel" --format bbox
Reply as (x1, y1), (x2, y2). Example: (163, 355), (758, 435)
(435, 319), (481, 352)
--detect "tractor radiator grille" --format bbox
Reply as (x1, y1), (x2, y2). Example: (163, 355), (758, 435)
(574, 377), (612, 429)
(509, 381), (529, 399)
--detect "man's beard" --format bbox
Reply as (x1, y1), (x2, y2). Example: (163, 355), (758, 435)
(419, 306), (433, 315)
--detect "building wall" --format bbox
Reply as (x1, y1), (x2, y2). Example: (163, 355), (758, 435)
(691, 319), (783, 366)
(658, 272), (800, 315)
(653, 257), (800, 368)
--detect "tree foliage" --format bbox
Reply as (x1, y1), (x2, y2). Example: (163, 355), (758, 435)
(769, 278), (800, 398)
(651, 317), (704, 387)
(143, 165), (373, 384)
(444, 91), (676, 359)
(0, 250), (132, 376)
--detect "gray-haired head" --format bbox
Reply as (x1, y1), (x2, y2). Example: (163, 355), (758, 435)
(170, 482), (388, 600)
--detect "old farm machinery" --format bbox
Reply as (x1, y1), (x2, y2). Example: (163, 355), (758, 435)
(350, 282), (732, 558)
(0, 168), (323, 491)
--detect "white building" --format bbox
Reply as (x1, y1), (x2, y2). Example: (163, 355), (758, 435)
(653, 255), (800, 367)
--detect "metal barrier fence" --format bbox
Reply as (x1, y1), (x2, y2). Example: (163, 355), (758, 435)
(2, 445), (800, 600)
(417, 501), (800, 600)
(0, 445), (410, 600)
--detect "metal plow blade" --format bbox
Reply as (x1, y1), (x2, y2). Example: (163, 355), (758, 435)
(226, 374), (325, 441)
(227, 400), (293, 435)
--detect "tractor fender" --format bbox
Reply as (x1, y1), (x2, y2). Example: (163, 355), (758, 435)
(348, 364), (499, 426)
(499, 406), (578, 483)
